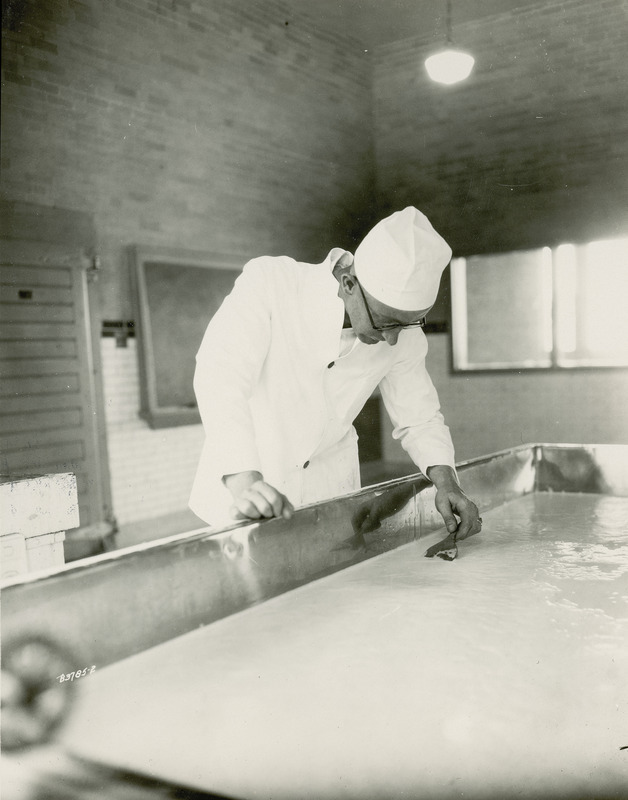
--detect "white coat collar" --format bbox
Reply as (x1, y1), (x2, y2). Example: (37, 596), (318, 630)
(300, 249), (352, 366)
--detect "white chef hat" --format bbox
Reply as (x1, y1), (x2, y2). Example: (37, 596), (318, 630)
(354, 207), (452, 311)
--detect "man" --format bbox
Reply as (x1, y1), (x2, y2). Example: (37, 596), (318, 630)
(190, 207), (481, 541)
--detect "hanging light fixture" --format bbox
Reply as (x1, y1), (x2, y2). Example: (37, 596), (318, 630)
(425, 0), (475, 85)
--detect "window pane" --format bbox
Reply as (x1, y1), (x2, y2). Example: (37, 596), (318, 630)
(556, 237), (628, 367)
(452, 249), (553, 370)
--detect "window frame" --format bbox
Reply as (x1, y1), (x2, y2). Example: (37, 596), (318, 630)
(450, 238), (628, 373)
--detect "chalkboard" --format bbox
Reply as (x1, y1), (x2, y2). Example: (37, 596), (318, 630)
(129, 246), (245, 428)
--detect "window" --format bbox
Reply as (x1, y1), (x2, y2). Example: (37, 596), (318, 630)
(451, 237), (628, 371)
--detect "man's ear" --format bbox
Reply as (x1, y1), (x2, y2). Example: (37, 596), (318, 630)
(339, 273), (357, 294)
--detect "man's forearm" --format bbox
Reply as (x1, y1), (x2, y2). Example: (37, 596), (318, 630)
(426, 464), (459, 490)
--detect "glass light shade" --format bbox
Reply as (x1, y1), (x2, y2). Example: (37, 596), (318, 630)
(425, 49), (475, 84)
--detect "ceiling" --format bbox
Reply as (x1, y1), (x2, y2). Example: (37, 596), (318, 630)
(290, 0), (545, 48)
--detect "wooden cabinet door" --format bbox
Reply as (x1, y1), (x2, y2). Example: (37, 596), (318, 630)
(0, 240), (114, 553)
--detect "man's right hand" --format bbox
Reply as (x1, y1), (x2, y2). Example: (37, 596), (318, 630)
(223, 471), (294, 521)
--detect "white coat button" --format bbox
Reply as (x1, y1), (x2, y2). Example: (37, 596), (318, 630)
(303, 461), (310, 469)
(327, 361), (335, 368)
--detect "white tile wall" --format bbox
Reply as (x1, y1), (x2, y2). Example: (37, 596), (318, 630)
(100, 338), (204, 526)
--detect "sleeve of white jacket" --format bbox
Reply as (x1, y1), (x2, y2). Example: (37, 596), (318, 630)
(378, 330), (456, 476)
(193, 258), (273, 481)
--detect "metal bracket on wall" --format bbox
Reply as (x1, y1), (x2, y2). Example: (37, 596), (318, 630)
(84, 253), (101, 283)
(101, 320), (135, 348)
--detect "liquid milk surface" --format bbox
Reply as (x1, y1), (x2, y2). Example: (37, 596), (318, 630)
(63, 493), (628, 799)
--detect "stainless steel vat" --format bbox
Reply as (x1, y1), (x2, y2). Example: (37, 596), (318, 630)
(2, 443), (627, 669)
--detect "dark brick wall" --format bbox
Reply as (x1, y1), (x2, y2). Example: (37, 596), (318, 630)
(1, 0), (375, 318)
(372, 0), (628, 256)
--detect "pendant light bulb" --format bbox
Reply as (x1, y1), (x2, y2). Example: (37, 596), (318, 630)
(425, 0), (475, 85)
(425, 49), (475, 85)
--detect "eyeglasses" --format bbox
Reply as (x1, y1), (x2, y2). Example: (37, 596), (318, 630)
(356, 280), (426, 332)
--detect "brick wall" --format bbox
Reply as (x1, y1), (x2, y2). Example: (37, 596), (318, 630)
(1, 0), (375, 319)
(372, 0), (628, 255)
(374, 0), (628, 466)
(3, 0), (627, 531)
(1, 0), (374, 530)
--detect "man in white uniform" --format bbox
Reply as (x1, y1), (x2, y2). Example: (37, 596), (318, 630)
(190, 207), (481, 540)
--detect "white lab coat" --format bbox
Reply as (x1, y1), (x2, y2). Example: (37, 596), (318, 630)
(189, 250), (455, 525)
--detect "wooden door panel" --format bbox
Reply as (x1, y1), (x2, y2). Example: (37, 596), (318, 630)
(0, 408), (82, 434)
(1, 393), (82, 414)
(0, 265), (72, 287)
(3, 440), (85, 471)
(0, 242), (113, 548)
(0, 284), (74, 305)
(0, 322), (77, 339)
(1, 303), (75, 323)
(0, 357), (78, 378)
(0, 339), (77, 359)
(0, 374), (81, 396)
